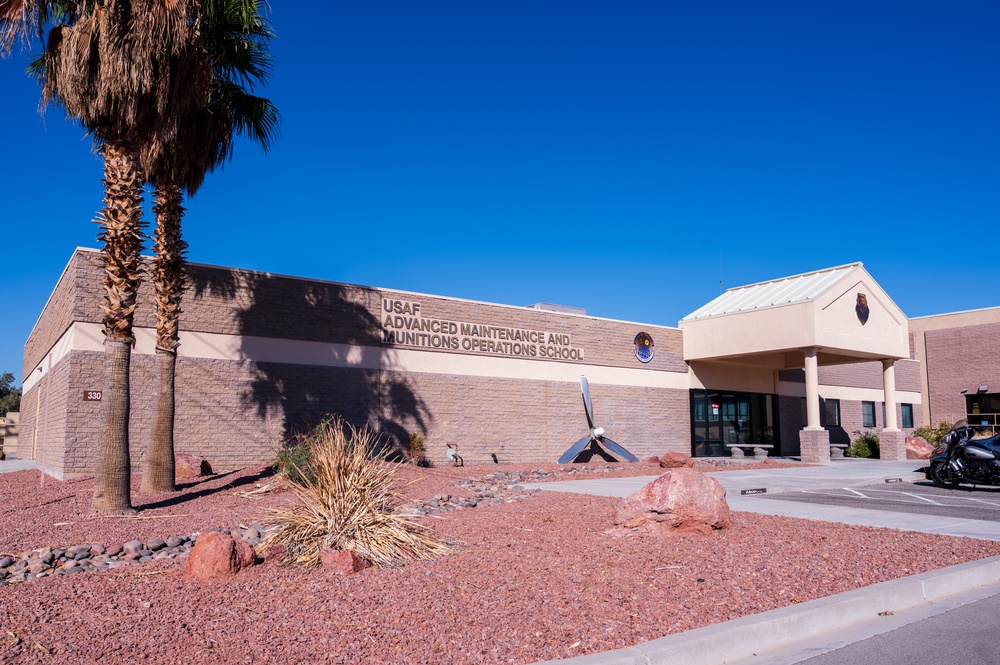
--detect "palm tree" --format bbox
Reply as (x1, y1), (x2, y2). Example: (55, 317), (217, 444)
(3, 0), (190, 513)
(139, 0), (278, 492)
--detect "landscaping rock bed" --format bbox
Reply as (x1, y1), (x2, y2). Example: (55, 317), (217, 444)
(1, 460), (997, 664)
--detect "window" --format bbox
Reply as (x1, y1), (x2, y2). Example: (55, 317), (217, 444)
(881, 402), (886, 428)
(862, 401), (876, 428)
(901, 403), (914, 428)
(824, 399), (841, 427)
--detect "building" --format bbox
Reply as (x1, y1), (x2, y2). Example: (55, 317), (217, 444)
(18, 249), (1000, 479)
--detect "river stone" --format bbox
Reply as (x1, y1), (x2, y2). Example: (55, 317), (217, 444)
(146, 539), (167, 552)
(123, 540), (144, 556)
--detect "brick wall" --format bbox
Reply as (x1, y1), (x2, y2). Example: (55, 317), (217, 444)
(780, 360), (921, 393)
(925, 321), (1000, 426)
(817, 360), (921, 392)
(385, 372), (691, 465)
(24, 256), (84, 375)
(26, 251), (693, 475)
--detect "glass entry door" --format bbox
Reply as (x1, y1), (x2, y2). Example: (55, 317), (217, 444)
(691, 390), (778, 457)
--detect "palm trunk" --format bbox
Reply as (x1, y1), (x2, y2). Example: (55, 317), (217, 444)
(143, 350), (177, 491)
(92, 339), (135, 513)
(142, 183), (185, 492)
(90, 140), (143, 515)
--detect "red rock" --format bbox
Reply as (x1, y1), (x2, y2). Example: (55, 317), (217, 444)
(263, 543), (287, 564)
(645, 456), (661, 464)
(176, 453), (213, 478)
(185, 532), (257, 580)
(906, 436), (935, 460)
(614, 468), (730, 534)
(321, 547), (371, 574)
(659, 452), (695, 469)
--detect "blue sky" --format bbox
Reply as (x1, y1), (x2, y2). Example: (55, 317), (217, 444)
(2, 1), (998, 386)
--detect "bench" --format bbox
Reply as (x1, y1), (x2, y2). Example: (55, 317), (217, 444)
(830, 443), (849, 459)
(726, 443), (773, 460)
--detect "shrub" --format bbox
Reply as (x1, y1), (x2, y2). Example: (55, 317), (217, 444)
(911, 421), (953, 446)
(846, 430), (880, 458)
(272, 418), (336, 485)
(407, 432), (426, 453)
(406, 432), (432, 466)
(261, 416), (453, 568)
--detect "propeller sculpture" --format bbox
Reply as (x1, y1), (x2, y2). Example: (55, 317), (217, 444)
(558, 375), (639, 464)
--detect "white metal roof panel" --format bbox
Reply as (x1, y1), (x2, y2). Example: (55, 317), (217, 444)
(681, 263), (862, 321)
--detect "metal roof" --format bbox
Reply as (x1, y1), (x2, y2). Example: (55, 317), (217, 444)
(681, 263), (863, 322)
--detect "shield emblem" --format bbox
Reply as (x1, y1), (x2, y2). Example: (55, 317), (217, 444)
(856, 293), (870, 325)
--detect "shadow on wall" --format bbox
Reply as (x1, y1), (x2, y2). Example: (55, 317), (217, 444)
(188, 267), (430, 457)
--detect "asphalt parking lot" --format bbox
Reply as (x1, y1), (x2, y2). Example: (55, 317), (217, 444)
(761, 480), (1000, 523)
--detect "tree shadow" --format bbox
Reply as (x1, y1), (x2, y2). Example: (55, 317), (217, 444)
(186, 265), (431, 460)
(135, 467), (274, 511)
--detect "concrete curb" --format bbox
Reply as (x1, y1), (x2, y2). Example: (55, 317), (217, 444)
(530, 555), (1000, 665)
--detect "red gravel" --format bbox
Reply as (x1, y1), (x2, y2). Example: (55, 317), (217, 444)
(2, 461), (999, 664)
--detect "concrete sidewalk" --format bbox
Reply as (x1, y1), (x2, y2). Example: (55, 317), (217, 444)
(524, 459), (1000, 665)
(0, 458), (36, 473)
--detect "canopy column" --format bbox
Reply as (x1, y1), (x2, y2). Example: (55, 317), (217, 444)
(880, 359), (906, 459)
(800, 347), (830, 464)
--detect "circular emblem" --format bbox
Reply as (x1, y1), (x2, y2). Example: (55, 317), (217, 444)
(633, 332), (654, 363)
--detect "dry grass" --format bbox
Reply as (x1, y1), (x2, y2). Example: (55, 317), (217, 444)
(259, 418), (453, 568)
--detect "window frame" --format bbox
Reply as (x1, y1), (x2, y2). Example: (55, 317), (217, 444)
(862, 401), (876, 428)
(824, 398), (841, 427)
(901, 403), (914, 429)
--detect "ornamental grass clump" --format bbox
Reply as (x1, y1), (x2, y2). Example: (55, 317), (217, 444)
(261, 417), (452, 568)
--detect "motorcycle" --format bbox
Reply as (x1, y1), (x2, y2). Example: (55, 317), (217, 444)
(927, 419), (1000, 489)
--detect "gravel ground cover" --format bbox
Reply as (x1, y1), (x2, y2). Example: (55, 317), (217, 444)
(2, 459), (999, 664)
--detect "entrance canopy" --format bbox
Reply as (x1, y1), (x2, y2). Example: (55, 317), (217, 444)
(679, 262), (909, 368)
(679, 263), (910, 462)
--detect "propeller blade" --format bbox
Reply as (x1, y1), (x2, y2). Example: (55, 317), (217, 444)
(580, 375), (595, 430)
(600, 437), (640, 463)
(558, 435), (593, 464)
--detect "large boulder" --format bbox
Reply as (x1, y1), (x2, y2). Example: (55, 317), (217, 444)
(659, 452), (695, 469)
(185, 532), (257, 580)
(906, 436), (935, 460)
(176, 453), (213, 478)
(614, 468), (730, 534)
